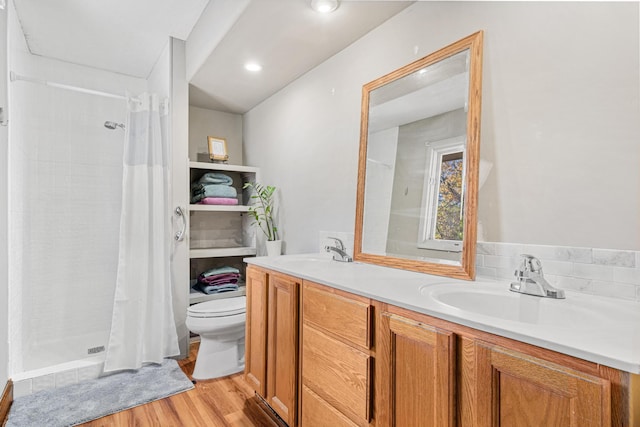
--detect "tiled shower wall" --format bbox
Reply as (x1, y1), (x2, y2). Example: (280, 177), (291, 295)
(476, 242), (640, 301)
(8, 7), (148, 374)
(9, 79), (127, 372)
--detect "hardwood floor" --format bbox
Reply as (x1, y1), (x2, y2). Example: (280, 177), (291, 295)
(79, 342), (283, 427)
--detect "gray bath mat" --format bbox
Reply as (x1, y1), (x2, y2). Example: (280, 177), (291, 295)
(7, 358), (194, 426)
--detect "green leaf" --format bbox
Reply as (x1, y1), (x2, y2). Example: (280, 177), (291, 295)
(244, 181), (279, 240)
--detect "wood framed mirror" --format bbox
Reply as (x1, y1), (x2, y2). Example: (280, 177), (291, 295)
(354, 31), (483, 280)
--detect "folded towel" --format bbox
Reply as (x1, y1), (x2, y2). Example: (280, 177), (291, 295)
(197, 197), (239, 206)
(191, 184), (238, 198)
(191, 184), (237, 203)
(198, 273), (240, 285)
(195, 282), (239, 295)
(200, 266), (240, 278)
(190, 183), (238, 195)
(199, 277), (239, 287)
(198, 172), (233, 186)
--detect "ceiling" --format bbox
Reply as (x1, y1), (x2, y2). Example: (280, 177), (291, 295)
(188, 0), (413, 113)
(12, 0), (210, 78)
(12, 0), (413, 114)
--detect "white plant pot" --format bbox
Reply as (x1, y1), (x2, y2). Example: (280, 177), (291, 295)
(265, 240), (282, 257)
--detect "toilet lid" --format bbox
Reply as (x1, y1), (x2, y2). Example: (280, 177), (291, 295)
(188, 296), (246, 318)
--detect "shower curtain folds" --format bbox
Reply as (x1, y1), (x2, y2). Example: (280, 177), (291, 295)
(104, 93), (179, 373)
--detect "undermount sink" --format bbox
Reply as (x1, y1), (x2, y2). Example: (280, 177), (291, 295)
(420, 281), (610, 327)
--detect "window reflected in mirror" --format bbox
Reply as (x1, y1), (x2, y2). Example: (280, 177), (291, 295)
(419, 136), (465, 252)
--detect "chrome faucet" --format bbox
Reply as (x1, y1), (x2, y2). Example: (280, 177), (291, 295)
(324, 237), (353, 263)
(510, 254), (565, 299)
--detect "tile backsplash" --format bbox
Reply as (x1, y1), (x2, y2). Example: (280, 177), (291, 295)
(476, 242), (640, 301)
(316, 233), (638, 301)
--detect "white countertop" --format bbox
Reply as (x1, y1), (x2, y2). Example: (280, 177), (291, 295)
(245, 253), (640, 374)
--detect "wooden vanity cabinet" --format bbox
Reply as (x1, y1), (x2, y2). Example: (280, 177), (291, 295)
(376, 310), (456, 427)
(301, 281), (374, 427)
(379, 304), (627, 427)
(245, 266), (268, 395)
(473, 341), (611, 426)
(245, 266), (300, 426)
(245, 265), (635, 427)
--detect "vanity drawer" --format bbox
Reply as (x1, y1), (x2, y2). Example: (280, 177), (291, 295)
(302, 281), (371, 349)
(301, 385), (359, 427)
(302, 325), (372, 424)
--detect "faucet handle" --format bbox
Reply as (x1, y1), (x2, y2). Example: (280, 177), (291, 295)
(515, 254), (544, 278)
(327, 237), (345, 250)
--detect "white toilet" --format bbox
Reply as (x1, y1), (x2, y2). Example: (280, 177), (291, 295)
(186, 296), (246, 380)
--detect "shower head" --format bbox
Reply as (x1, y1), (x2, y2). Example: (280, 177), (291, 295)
(104, 121), (124, 130)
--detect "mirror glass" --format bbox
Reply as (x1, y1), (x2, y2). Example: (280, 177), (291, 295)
(354, 32), (483, 280)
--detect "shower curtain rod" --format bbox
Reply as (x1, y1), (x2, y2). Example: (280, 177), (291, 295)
(10, 71), (140, 103)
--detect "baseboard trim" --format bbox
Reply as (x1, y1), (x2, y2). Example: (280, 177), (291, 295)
(0, 380), (12, 426)
(254, 393), (288, 427)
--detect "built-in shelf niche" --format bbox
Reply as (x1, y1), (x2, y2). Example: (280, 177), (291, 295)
(187, 161), (259, 305)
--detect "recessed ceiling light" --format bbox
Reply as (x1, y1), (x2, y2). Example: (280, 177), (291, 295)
(311, 0), (339, 14)
(244, 62), (262, 72)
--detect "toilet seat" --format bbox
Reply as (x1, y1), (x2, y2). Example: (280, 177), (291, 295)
(188, 296), (246, 318)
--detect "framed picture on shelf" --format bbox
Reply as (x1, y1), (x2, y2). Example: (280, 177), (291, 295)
(207, 136), (229, 162)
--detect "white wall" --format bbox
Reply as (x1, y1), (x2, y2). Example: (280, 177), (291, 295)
(8, 5), (147, 373)
(0, 4), (9, 388)
(244, 2), (640, 254)
(169, 38), (190, 358)
(189, 106), (243, 164)
(148, 37), (191, 358)
(148, 41), (171, 99)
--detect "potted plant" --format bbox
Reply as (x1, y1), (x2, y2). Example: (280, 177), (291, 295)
(243, 182), (281, 256)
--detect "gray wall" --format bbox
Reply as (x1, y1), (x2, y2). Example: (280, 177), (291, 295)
(244, 1), (639, 253)
(189, 106), (243, 164)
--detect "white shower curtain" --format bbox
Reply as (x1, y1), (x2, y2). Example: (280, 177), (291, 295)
(104, 93), (179, 372)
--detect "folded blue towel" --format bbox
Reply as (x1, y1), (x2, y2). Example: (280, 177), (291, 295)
(198, 172), (233, 186)
(196, 282), (239, 295)
(191, 184), (237, 203)
(190, 181), (237, 192)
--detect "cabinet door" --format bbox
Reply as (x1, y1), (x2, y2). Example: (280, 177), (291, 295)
(245, 266), (268, 396)
(377, 312), (455, 427)
(267, 274), (300, 426)
(475, 342), (611, 427)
